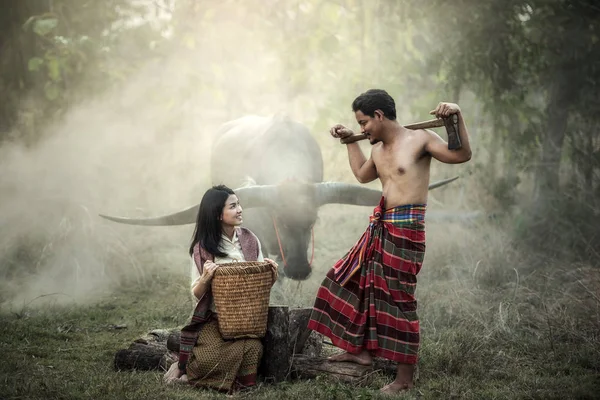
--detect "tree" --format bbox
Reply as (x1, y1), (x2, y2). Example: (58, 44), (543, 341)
(414, 0), (600, 257)
(0, 0), (166, 143)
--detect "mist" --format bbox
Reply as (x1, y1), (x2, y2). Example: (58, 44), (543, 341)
(0, 0), (596, 314)
(0, 1), (427, 307)
(0, 3), (294, 306)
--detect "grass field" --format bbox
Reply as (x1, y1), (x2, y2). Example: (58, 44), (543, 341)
(1, 212), (599, 399)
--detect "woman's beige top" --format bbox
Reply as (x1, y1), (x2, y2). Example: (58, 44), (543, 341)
(190, 231), (264, 300)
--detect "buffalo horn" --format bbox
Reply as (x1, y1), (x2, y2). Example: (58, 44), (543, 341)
(315, 176), (459, 206)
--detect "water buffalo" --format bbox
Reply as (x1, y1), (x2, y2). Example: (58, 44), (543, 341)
(100, 115), (456, 280)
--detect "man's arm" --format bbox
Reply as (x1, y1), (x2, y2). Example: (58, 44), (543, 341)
(425, 103), (472, 164)
(331, 123), (378, 183)
(345, 142), (378, 183)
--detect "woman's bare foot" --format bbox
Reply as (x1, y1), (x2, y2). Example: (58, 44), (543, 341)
(327, 349), (372, 366)
(163, 362), (186, 384)
(380, 381), (413, 394)
(166, 374), (188, 385)
(380, 363), (414, 394)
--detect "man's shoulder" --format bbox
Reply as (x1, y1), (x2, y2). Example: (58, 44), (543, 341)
(409, 128), (434, 140)
(371, 141), (384, 153)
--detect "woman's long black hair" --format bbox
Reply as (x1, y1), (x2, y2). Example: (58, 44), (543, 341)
(189, 185), (235, 257)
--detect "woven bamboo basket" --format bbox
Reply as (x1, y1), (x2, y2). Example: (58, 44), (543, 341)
(211, 261), (272, 340)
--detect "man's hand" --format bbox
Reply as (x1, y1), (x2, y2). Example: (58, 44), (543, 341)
(430, 102), (461, 119)
(264, 257), (279, 284)
(425, 102), (472, 164)
(330, 124), (354, 139)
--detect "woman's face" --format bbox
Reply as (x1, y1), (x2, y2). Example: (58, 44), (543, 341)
(221, 194), (243, 227)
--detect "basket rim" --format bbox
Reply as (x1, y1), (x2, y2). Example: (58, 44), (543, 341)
(213, 261), (272, 276)
(214, 260), (270, 267)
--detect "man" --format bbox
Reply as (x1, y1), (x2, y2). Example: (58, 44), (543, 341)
(307, 89), (472, 394)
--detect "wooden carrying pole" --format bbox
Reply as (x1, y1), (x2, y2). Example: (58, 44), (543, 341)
(340, 118), (445, 144)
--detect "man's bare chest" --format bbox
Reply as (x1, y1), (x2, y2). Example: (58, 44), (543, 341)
(373, 145), (423, 177)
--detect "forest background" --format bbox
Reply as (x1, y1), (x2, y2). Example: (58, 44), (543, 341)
(0, 1), (599, 399)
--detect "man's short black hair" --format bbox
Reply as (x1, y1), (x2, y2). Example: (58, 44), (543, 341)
(351, 89), (397, 120)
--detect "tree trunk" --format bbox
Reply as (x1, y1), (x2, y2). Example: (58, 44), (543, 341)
(533, 79), (571, 210)
(581, 123), (597, 206)
(0, 0), (48, 136)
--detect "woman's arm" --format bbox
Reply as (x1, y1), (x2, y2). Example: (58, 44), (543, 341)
(191, 260), (219, 300)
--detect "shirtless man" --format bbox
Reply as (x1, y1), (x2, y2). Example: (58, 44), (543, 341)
(334, 89), (472, 207)
(307, 89), (472, 394)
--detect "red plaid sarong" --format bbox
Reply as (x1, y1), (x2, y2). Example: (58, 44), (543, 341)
(307, 198), (426, 364)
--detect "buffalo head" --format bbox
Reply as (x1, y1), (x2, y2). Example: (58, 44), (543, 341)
(100, 177), (458, 280)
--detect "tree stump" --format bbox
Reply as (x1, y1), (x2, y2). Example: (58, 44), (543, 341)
(259, 305), (290, 382)
(288, 308), (322, 357)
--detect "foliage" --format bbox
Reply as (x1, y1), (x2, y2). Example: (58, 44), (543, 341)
(0, 0), (167, 143)
(420, 8), (597, 174)
(406, 0), (600, 257)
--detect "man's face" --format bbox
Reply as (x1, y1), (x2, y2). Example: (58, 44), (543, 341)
(355, 110), (382, 145)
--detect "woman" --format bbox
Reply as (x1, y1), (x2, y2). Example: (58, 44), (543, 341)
(164, 184), (278, 392)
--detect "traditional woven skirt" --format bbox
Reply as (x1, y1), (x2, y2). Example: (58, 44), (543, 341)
(308, 199), (426, 364)
(186, 317), (263, 392)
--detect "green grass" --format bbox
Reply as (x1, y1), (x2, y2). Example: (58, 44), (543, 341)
(1, 219), (600, 399)
(2, 265), (599, 400)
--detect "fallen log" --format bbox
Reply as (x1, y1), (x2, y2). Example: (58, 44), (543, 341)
(166, 331), (180, 353)
(114, 342), (172, 371)
(291, 355), (374, 384)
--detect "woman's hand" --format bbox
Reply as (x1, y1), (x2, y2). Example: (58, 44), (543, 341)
(192, 260), (219, 300)
(200, 260), (219, 283)
(265, 258), (279, 284)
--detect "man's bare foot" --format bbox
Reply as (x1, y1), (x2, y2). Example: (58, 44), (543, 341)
(327, 350), (372, 366)
(380, 363), (415, 394)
